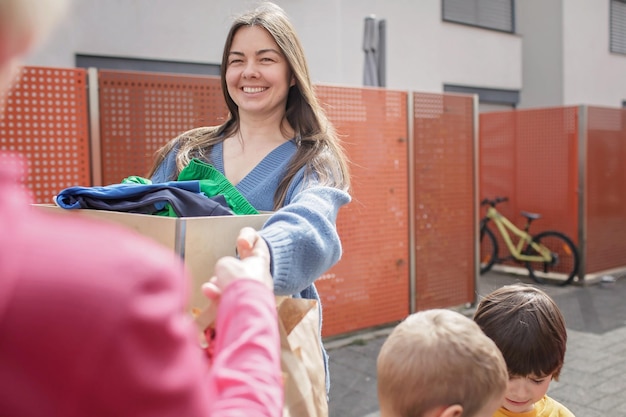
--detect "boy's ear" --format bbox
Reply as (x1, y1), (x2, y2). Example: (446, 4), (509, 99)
(439, 404), (463, 417)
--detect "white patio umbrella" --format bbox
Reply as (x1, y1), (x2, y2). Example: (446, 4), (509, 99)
(363, 15), (386, 87)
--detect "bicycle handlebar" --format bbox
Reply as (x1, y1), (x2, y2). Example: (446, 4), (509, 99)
(480, 196), (509, 207)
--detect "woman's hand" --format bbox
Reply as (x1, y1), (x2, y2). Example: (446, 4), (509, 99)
(202, 227), (273, 299)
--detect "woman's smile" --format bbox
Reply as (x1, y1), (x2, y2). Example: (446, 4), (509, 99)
(242, 86), (268, 94)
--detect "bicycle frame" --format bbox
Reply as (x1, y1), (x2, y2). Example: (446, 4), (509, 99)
(484, 206), (552, 263)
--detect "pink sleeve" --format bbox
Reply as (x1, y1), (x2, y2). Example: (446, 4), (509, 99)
(86, 259), (281, 417)
(84, 258), (215, 417)
(207, 279), (283, 417)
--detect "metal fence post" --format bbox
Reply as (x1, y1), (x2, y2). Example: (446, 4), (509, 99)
(87, 67), (102, 186)
(472, 93), (480, 304)
(577, 105), (587, 283)
(408, 92), (416, 313)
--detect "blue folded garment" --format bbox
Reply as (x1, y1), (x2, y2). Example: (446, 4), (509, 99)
(55, 181), (233, 217)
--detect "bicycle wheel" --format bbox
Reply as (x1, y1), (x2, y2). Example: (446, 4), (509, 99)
(479, 226), (498, 274)
(524, 231), (579, 286)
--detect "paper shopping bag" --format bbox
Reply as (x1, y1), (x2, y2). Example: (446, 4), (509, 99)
(278, 297), (328, 417)
(193, 296), (328, 417)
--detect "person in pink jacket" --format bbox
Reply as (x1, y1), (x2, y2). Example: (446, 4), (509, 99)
(0, 1), (283, 416)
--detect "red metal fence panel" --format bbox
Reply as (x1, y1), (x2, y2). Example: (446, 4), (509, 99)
(586, 107), (626, 273)
(0, 67), (90, 203)
(97, 70), (227, 184)
(315, 86), (410, 336)
(413, 93), (476, 310)
(479, 107), (579, 274)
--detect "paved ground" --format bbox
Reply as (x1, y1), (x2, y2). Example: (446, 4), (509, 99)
(325, 270), (626, 417)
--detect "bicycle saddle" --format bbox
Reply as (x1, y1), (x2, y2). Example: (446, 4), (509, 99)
(520, 210), (541, 220)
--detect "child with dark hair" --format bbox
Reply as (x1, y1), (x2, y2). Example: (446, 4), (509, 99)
(474, 284), (575, 417)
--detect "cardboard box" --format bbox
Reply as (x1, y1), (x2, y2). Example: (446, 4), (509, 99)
(34, 205), (271, 309)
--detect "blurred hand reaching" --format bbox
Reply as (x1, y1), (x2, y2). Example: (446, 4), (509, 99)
(202, 227), (273, 300)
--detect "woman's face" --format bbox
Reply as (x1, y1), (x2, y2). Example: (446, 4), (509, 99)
(225, 25), (294, 120)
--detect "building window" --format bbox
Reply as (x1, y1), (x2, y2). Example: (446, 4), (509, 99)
(444, 84), (519, 112)
(611, 0), (626, 54)
(442, 0), (515, 33)
(75, 54), (220, 76)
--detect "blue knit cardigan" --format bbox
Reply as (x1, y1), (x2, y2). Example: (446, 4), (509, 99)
(151, 139), (351, 299)
(152, 138), (351, 392)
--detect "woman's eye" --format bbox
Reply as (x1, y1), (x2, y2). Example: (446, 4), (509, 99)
(228, 59), (243, 65)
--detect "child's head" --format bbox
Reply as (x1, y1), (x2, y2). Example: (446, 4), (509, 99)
(473, 284), (567, 379)
(473, 284), (567, 413)
(377, 309), (507, 417)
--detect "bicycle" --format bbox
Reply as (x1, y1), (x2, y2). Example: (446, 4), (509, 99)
(479, 196), (580, 286)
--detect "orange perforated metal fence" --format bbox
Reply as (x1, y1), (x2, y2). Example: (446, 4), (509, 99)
(97, 70), (227, 184)
(413, 93), (476, 310)
(315, 86), (410, 337)
(585, 107), (626, 273)
(1, 66), (489, 338)
(479, 107), (580, 270)
(0, 67), (90, 203)
(5, 67), (626, 336)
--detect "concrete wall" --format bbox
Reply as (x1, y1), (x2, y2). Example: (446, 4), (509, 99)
(24, 0), (522, 94)
(517, 0), (564, 108)
(517, 0), (626, 108)
(562, 0), (626, 107)
(23, 0), (626, 108)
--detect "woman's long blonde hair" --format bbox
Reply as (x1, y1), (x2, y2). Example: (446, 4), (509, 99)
(148, 2), (350, 209)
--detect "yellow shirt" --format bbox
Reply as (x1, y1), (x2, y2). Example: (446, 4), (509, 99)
(494, 395), (575, 417)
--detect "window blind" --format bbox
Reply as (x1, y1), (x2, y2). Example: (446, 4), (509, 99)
(611, 0), (626, 54)
(442, 0), (514, 33)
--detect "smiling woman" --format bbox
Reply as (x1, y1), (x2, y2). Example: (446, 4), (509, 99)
(147, 1), (352, 395)
(223, 25), (296, 184)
